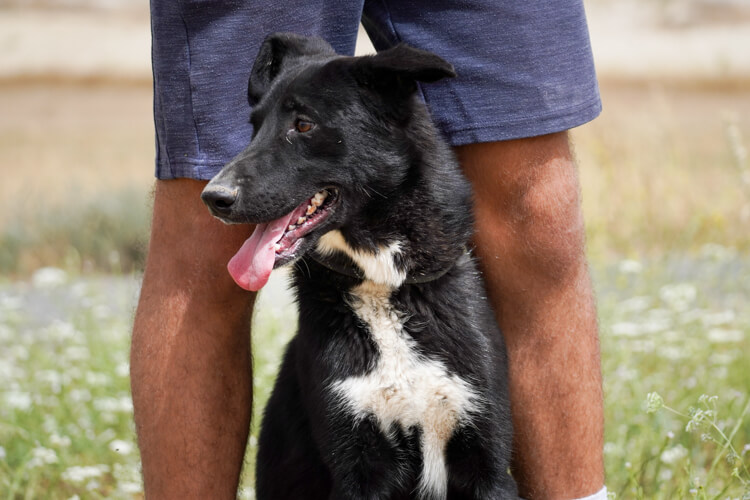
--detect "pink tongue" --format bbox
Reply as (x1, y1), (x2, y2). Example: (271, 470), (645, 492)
(227, 211), (296, 291)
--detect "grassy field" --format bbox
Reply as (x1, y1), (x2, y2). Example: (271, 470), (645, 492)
(0, 80), (748, 498)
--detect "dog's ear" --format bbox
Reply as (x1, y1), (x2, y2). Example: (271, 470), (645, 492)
(351, 44), (456, 95)
(248, 33), (335, 105)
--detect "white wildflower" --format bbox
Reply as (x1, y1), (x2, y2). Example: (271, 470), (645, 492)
(92, 304), (111, 320)
(38, 370), (64, 394)
(707, 328), (744, 343)
(0, 446), (6, 460)
(113, 463), (144, 494)
(708, 353), (737, 365)
(43, 320), (81, 343)
(701, 310), (735, 327)
(615, 365), (637, 381)
(28, 446), (58, 468)
(42, 415), (58, 434)
(603, 442), (618, 455)
(618, 259), (643, 274)
(659, 346), (685, 361)
(61, 464), (109, 483)
(0, 294), (23, 311)
(0, 324), (13, 343)
(85, 371), (110, 387)
(680, 308), (706, 324)
(115, 362), (130, 378)
(611, 322), (641, 337)
(5, 391), (32, 411)
(31, 267), (68, 288)
(50, 434), (72, 448)
(615, 296), (650, 314)
(641, 316), (673, 334)
(10, 344), (29, 361)
(0, 359), (22, 380)
(64, 345), (90, 361)
(117, 482), (143, 494)
(659, 283), (697, 311)
(69, 388), (92, 403)
(93, 396), (133, 413)
(646, 392), (664, 413)
(109, 439), (134, 455)
(661, 444), (688, 464)
(70, 281), (89, 297)
(711, 366), (729, 380)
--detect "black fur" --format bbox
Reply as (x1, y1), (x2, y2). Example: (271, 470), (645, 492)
(203, 33), (517, 500)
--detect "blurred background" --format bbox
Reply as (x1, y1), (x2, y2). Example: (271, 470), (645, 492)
(0, 1), (748, 498)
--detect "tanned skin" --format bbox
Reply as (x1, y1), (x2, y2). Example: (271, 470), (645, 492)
(457, 133), (604, 499)
(130, 132), (604, 499)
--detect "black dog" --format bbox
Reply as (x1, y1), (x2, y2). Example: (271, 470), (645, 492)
(202, 33), (517, 500)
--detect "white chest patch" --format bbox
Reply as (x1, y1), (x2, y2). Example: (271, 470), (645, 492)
(316, 230), (406, 288)
(329, 282), (481, 499)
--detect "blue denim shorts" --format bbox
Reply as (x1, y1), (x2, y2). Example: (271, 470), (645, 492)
(151, 0), (601, 180)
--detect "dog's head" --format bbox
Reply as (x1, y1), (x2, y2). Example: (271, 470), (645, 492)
(202, 33), (455, 291)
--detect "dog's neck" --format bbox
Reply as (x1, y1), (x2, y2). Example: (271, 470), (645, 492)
(310, 133), (474, 289)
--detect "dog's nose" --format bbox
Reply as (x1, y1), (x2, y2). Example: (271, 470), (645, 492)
(201, 185), (238, 216)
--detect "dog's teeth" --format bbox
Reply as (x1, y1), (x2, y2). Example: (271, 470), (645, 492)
(297, 217), (306, 225)
(288, 224), (296, 231)
(274, 243), (281, 251)
(311, 191), (327, 206)
(306, 205), (316, 215)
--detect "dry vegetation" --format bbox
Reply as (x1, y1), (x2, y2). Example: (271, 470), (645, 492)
(1, 78), (748, 274)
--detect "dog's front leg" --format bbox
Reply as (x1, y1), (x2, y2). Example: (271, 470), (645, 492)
(323, 414), (418, 500)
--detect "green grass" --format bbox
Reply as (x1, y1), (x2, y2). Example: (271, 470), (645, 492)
(595, 253), (750, 499)
(1, 255), (748, 499)
(0, 275), (142, 499)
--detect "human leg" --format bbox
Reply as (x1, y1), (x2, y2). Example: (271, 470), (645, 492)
(139, 2), (367, 496)
(131, 179), (256, 498)
(456, 133), (604, 499)
(361, 0), (604, 494)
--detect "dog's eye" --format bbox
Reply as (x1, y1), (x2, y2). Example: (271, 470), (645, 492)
(295, 119), (315, 133)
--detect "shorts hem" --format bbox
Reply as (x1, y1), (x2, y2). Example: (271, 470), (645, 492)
(443, 97), (602, 147)
(156, 159), (226, 181)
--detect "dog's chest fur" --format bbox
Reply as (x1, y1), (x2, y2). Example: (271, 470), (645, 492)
(330, 278), (480, 498)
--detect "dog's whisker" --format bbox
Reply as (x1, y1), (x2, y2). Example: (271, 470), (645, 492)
(296, 257), (312, 279)
(368, 186), (388, 199)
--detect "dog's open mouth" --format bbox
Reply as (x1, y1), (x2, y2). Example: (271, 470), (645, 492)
(228, 188), (339, 291)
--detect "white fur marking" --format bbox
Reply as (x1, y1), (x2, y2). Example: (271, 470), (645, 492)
(330, 282), (480, 499)
(316, 230), (406, 287)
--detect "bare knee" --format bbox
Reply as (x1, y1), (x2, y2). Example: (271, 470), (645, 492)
(506, 157), (586, 281)
(457, 133), (588, 286)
